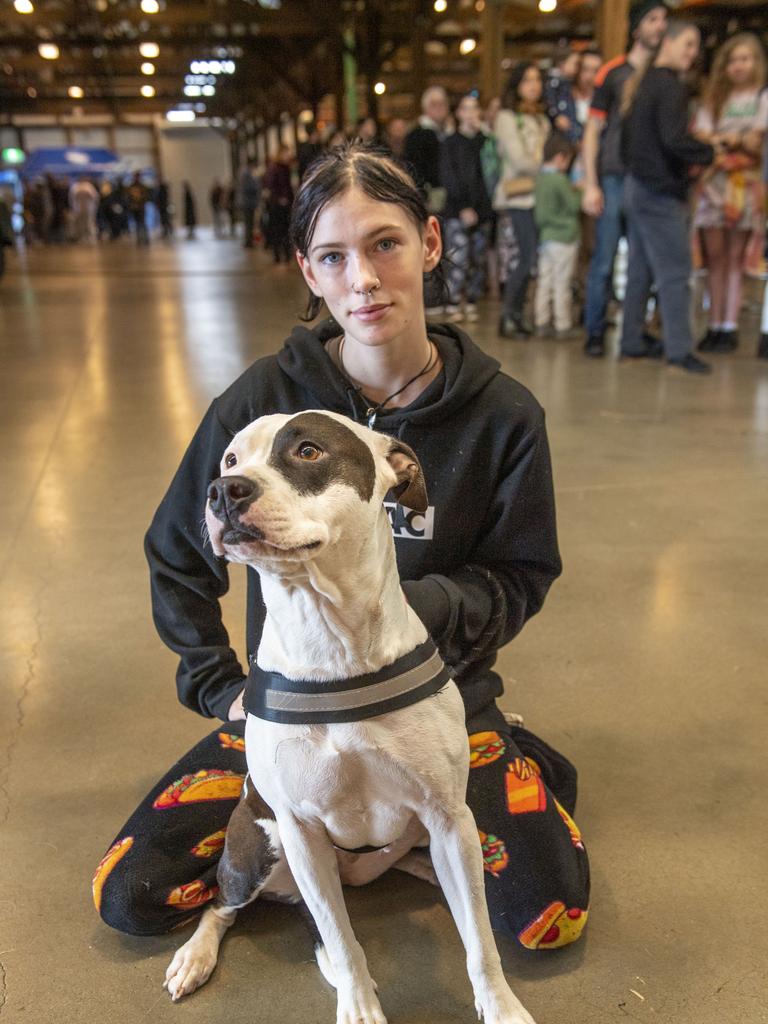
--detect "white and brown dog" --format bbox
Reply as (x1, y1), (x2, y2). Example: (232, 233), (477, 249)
(164, 410), (537, 1024)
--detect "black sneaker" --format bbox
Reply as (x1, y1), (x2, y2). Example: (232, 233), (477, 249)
(758, 333), (768, 359)
(499, 316), (532, 339)
(711, 329), (738, 352)
(697, 328), (720, 352)
(667, 353), (712, 375)
(620, 336), (664, 360)
(584, 334), (604, 358)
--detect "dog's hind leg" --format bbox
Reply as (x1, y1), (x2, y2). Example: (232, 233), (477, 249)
(392, 849), (439, 886)
(164, 781), (280, 1001)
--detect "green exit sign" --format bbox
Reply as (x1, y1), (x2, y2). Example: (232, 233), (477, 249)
(1, 147), (25, 165)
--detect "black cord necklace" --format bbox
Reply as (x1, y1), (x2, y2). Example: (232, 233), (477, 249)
(338, 336), (437, 429)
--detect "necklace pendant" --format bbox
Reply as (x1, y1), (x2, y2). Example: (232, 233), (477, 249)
(366, 409), (377, 429)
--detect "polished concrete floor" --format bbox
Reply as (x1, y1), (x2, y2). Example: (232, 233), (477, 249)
(1, 236), (767, 1024)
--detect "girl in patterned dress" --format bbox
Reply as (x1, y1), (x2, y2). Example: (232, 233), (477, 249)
(693, 33), (768, 353)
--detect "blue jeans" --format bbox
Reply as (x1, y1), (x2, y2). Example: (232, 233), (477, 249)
(584, 174), (625, 338)
(621, 176), (693, 361)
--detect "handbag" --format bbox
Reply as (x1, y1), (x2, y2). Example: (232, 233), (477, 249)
(500, 113), (542, 200)
(504, 176), (535, 198)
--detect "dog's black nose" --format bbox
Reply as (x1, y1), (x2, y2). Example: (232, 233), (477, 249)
(207, 476), (261, 516)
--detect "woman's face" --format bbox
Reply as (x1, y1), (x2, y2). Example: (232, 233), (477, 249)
(297, 186), (442, 349)
(518, 66), (543, 105)
(663, 28), (700, 73)
(576, 54), (602, 93)
(726, 44), (757, 88)
(457, 96), (481, 131)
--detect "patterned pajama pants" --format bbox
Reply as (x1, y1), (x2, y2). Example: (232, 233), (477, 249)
(443, 219), (491, 307)
(94, 707), (590, 951)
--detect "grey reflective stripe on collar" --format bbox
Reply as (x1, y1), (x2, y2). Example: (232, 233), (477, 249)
(266, 649), (444, 714)
(245, 639), (451, 725)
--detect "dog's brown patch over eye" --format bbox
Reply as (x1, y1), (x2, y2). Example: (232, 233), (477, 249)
(269, 413), (375, 503)
(225, 453), (237, 468)
(297, 444), (323, 461)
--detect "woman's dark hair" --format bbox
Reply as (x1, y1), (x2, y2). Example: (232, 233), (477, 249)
(289, 141), (438, 321)
(502, 61), (543, 112)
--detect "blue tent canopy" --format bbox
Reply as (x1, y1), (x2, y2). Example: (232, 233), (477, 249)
(21, 147), (126, 178)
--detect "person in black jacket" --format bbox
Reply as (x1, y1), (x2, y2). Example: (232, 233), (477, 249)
(620, 20), (715, 372)
(439, 94), (495, 323)
(403, 85), (451, 198)
(94, 144), (589, 953)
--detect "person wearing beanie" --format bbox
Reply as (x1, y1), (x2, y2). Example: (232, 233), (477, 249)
(628, 0), (669, 38)
(580, 1), (668, 358)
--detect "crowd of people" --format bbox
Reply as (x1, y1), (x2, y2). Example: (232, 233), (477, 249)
(5, 1), (767, 364)
(242, 2), (767, 370)
(235, 9), (766, 369)
(18, 171), (203, 245)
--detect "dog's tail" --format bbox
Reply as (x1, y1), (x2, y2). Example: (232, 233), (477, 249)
(295, 900), (337, 989)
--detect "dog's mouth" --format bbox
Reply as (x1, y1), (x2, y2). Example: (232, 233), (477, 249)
(220, 519), (322, 555)
(221, 522), (264, 546)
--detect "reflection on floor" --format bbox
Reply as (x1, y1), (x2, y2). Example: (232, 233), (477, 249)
(1, 236), (766, 1024)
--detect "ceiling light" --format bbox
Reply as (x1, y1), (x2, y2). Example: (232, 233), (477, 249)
(538, 0), (557, 10)
(459, 38), (477, 55)
(140, 0), (160, 12)
(140, 62), (155, 75)
(202, 84), (215, 96)
(433, 0), (447, 10)
(223, 60), (235, 73)
(184, 85), (201, 96)
(14, 0), (35, 12)
(27, 85), (37, 97)
(38, 43), (60, 60)
(166, 109), (195, 122)
(374, 81), (386, 95)
(141, 84), (155, 97)
(68, 85), (84, 98)
(139, 42), (159, 58)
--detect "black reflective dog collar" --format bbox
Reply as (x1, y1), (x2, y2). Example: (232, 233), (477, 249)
(245, 638), (451, 725)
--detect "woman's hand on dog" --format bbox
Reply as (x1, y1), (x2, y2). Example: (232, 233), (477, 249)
(228, 690), (246, 721)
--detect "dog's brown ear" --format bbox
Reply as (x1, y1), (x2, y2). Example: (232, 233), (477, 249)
(386, 442), (428, 513)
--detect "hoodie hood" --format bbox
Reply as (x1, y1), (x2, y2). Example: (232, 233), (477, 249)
(276, 319), (501, 431)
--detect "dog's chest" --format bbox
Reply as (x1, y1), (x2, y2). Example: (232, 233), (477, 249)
(247, 722), (423, 848)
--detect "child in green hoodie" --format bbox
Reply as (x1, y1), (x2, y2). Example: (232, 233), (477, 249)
(534, 133), (582, 335)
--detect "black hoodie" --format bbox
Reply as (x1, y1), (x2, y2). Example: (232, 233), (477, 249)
(145, 321), (562, 724)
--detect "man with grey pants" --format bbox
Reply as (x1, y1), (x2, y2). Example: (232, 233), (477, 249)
(619, 22), (714, 373)
(621, 177), (697, 362)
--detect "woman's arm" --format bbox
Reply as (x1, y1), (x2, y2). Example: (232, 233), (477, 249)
(658, 79), (715, 167)
(403, 415), (562, 670)
(144, 402), (248, 721)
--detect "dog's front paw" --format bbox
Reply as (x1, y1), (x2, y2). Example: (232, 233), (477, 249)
(475, 986), (538, 1024)
(335, 983), (387, 1024)
(163, 937), (219, 1001)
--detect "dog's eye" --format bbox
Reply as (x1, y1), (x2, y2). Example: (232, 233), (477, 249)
(225, 453), (237, 468)
(297, 444), (323, 462)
